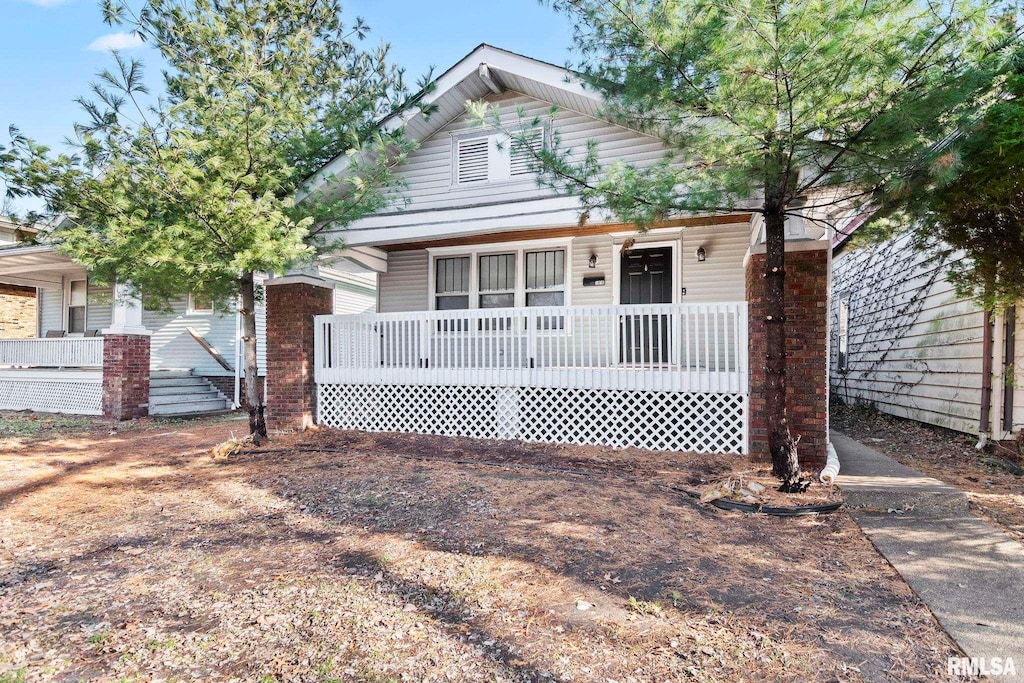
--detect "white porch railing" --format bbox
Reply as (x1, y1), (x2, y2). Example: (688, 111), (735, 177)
(0, 337), (104, 368)
(315, 302), (748, 394)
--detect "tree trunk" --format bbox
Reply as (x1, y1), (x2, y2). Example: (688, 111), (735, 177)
(763, 209), (802, 487)
(239, 271), (267, 443)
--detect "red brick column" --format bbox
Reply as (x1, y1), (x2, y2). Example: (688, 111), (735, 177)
(102, 334), (151, 420)
(745, 245), (829, 469)
(265, 276), (335, 431)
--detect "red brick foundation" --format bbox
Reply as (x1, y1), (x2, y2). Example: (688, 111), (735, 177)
(102, 334), (151, 420)
(265, 278), (334, 431)
(745, 247), (828, 469)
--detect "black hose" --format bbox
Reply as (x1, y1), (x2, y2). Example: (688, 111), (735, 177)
(231, 443), (843, 517)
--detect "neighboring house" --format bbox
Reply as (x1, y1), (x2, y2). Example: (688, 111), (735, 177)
(830, 227), (1022, 442)
(282, 45), (833, 463)
(0, 217), (377, 416)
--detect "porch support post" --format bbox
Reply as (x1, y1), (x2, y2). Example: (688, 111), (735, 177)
(101, 283), (151, 420)
(265, 274), (335, 431)
(744, 242), (829, 469)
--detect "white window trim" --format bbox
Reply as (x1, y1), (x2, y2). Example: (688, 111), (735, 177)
(188, 292), (214, 314)
(611, 238), (682, 305)
(427, 238), (572, 312)
(64, 277), (88, 336)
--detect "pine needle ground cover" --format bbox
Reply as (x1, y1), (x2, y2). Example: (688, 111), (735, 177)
(0, 414), (962, 681)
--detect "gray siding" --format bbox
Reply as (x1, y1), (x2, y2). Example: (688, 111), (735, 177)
(86, 283), (113, 332)
(378, 250), (429, 313)
(334, 284), (376, 314)
(382, 92), (671, 215)
(378, 223), (750, 313)
(830, 233), (988, 434)
(38, 285), (63, 336)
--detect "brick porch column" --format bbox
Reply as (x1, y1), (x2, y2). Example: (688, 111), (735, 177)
(265, 275), (335, 431)
(102, 283), (151, 420)
(745, 243), (829, 469)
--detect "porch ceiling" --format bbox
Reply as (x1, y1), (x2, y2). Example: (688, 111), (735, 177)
(0, 245), (84, 288)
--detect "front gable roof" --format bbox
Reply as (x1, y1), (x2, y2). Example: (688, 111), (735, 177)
(300, 44), (603, 199)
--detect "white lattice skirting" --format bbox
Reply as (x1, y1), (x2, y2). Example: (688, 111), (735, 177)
(317, 383), (747, 454)
(0, 379), (103, 415)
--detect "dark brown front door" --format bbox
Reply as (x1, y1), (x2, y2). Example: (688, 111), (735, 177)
(620, 247), (673, 363)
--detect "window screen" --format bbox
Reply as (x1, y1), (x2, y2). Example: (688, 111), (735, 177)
(435, 256), (470, 310)
(478, 253), (515, 309)
(525, 249), (565, 307)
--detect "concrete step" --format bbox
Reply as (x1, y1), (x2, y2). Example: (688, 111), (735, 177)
(149, 390), (222, 406)
(150, 369), (194, 379)
(150, 384), (214, 396)
(150, 398), (232, 416)
(150, 377), (208, 388)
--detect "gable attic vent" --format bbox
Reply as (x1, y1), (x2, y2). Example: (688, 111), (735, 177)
(456, 137), (490, 184)
(510, 127), (544, 176)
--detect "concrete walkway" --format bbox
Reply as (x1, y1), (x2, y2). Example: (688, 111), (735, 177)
(833, 432), (1024, 678)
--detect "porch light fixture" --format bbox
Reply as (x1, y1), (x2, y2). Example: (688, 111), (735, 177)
(588, 253), (598, 268)
(695, 246), (707, 262)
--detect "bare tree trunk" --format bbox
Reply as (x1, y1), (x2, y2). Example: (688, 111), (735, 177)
(239, 271), (267, 444)
(763, 209), (802, 488)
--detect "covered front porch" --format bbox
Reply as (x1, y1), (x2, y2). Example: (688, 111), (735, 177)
(314, 301), (750, 454)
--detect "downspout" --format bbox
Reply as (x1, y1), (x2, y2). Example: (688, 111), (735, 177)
(233, 295), (242, 409)
(1003, 306), (1016, 435)
(977, 309), (994, 449)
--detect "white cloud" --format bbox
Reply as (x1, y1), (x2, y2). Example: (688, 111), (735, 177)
(23, 0), (71, 6)
(87, 32), (145, 52)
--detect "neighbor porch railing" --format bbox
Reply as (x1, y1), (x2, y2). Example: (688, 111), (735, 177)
(0, 337), (104, 368)
(315, 302), (748, 394)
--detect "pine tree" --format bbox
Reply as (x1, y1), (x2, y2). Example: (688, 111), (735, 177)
(1, 0), (428, 440)
(482, 0), (1016, 486)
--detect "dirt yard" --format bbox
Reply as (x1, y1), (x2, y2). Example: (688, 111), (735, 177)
(0, 411), (967, 682)
(832, 402), (1024, 543)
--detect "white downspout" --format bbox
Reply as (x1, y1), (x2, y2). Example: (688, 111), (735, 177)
(233, 294), (242, 409)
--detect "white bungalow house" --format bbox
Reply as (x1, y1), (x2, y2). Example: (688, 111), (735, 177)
(831, 226), (1022, 443)
(0, 217), (377, 417)
(285, 45), (833, 462)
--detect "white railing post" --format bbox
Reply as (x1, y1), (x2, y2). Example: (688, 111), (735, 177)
(310, 302), (748, 395)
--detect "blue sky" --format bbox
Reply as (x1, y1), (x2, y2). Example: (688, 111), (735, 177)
(0, 0), (575, 212)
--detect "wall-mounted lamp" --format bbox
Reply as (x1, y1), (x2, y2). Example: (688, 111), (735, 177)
(588, 253), (598, 269)
(695, 246), (707, 262)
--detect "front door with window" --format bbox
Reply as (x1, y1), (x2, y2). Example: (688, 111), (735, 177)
(620, 247), (673, 363)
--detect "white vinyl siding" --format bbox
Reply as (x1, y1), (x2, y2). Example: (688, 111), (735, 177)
(376, 92), (668, 215)
(38, 286), (64, 336)
(333, 285), (376, 315)
(86, 283), (113, 332)
(143, 296), (243, 376)
(378, 250), (429, 313)
(830, 232), (989, 434)
(378, 224), (750, 314)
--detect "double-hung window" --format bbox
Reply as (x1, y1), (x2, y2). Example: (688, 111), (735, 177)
(430, 245), (569, 333)
(434, 256), (471, 310)
(67, 279), (87, 334)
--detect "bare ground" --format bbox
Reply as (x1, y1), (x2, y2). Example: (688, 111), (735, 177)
(0, 412), (967, 682)
(832, 402), (1024, 543)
